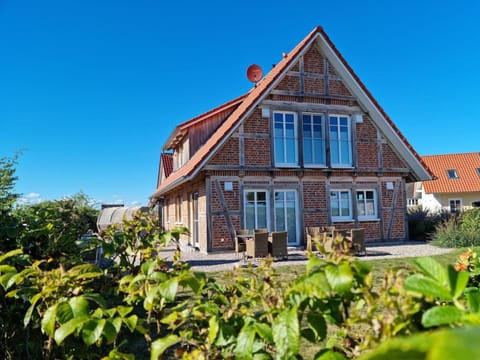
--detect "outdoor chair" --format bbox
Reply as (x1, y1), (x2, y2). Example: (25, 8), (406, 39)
(346, 228), (366, 255)
(246, 231), (269, 260)
(269, 231), (288, 259)
(235, 229), (250, 258)
(305, 227), (322, 252)
(254, 228), (268, 233)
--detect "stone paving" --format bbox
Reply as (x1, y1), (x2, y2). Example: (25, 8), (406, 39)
(158, 241), (454, 273)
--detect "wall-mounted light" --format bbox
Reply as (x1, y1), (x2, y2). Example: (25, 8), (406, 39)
(261, 107), (270, 118)
(352, 113), (363, 123)
(224, 181), (233, 191)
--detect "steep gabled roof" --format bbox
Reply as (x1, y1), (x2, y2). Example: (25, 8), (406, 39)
(151, 26), (432, 200)
(422, 153), (480, 193)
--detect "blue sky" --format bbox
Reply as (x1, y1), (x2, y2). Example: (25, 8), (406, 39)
(1, 0), (479, 206)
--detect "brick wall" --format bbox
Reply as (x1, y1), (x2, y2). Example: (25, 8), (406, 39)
(209, 137), (240, 165)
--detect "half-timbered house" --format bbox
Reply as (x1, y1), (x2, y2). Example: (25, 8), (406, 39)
(150, 26), (432, 253)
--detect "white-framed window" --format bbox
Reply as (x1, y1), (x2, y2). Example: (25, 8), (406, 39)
(302, 113), (326, 166)
(274, 190), (299, 245)
(244, 190), (269, 231)
(356, 190), (378, 220)
(330, 190), (352, 221)
(273, 112), (298, 166)
(449, 198), (462, 213)
(329, 115), (352, 167)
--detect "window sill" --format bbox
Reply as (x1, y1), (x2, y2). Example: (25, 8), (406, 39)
(358, 218), (380, 222)
(331, 219), (354, 223)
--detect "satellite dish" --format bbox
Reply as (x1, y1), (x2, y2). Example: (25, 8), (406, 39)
(246, 64), (263, 83)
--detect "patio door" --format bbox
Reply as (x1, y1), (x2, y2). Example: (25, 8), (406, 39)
(274, 190), (299, 245)
(244, 190), (269, 231)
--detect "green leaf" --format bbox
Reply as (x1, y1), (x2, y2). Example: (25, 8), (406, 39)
(254, 322), (273, 344)
(117, 305), (133, 317)
(180, 273), (205, 294)
(69, 296), (90, 318)
(428, 328), (480, 360)
(150, 335), (181, 360)
(325, 263), (353, 295)
(56, 301), (74, 324)
(123, 315), (138, 332)
(358, 331), (432, 360)
(465, 287), (480, 313)
(447, 265), (469, 299)
(208, 316), (219, 344)
(305, 312), (327, 342)
(293, 272), (330, 298)
(316, 349), (348, 359)
(234, 319), (256, 359)
(24, 292), (42, 327)
(412, 257), (447, 284)
(81, 319), (105, 345)
(141, 260), (156, 276)
(54, 316), (89, 345)
(0, 248), (23, 263)
(422, 305), (464, 327)
(41, 304), (58, 337)
(103, 319), (120, 343)
(158, 278), (178, 302)
(404, 274), (452, 300)
(272, 307), (300, 358)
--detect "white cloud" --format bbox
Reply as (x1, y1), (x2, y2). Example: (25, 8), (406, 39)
(18, 192), (43, 205)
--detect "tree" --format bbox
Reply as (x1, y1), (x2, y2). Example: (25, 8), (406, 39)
(0, 155), (20, 252)
(13, 192), (99, 265)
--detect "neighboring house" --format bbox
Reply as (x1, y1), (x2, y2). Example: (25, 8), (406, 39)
(150, 26), (432, 253)
(408, 153), (480, 213)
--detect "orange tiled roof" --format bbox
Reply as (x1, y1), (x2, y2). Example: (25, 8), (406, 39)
(422, 153), (480, 193)
(151, 26), (432, 200)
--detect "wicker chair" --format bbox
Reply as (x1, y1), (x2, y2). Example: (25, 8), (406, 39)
(305, 227), (323, 252)
(269, 231), (288, 259)
(235, 229), (250, 258)
(346, 228), (366, 255)
(246, 231), (269, 260)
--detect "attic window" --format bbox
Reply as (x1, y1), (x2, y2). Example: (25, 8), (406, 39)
(477, 168), (480, 176)
(447, 169), (459, 179)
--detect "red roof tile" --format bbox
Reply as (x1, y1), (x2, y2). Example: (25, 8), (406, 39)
(422, 153), (480, 193)
(161, 152), (173, 179)
(151, 26), (431, 200)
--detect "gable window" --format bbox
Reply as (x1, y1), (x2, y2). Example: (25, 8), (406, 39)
(274, 112), (298, 166)
(330, 190), (352, 221)
(447, 169), (458, 179)
(449, 199), (462, 213)
(356, 190), (378, 220)
(302, 113), (325, 166)
(329, 115), (352, 167)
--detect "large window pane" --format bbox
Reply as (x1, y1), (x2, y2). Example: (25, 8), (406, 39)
(274, 190), (298, 245)
(330, 190), (352, 221)
(244, 191), (269, 230)
(274, 112), (298, 166)
(303, 114), (325, 166)
(329, 115), (352, 166)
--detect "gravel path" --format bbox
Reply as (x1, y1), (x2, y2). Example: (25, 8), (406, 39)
(159, 241), (454, 273)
